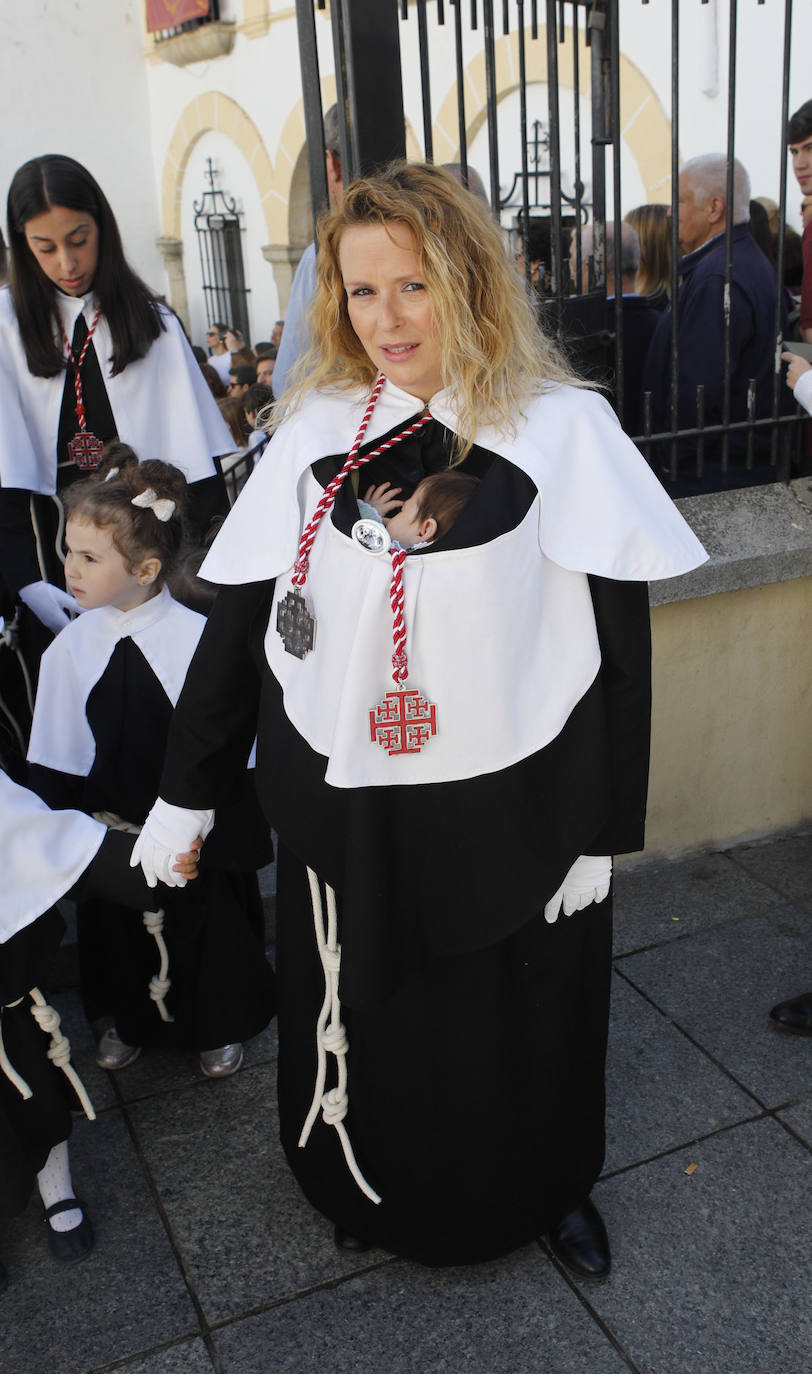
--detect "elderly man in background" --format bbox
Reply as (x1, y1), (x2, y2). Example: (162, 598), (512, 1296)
(571, 221), (660, 437)
(643, 154), (782, 489)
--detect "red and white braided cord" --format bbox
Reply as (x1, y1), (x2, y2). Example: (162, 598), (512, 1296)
(291, 374), (432, 587)
(61, 307), (103, 433)
(389, 544), (408, 685)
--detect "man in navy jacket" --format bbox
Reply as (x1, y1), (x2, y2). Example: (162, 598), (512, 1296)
(643, 155), (782, 490)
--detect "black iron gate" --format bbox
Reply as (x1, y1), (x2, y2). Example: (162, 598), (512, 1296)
(295, 0), (806, 487)
(194, 157), (251, 342)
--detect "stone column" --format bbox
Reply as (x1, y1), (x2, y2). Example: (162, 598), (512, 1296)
(156, 237), (190, 333)
(261, 244), (305, 317)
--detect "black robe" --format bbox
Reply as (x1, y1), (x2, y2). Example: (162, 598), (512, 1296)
(29, 638), (275, 1052)
(159, 421), (653, 1264)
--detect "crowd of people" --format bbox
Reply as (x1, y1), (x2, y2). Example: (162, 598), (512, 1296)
(0, 95), (809, 1302)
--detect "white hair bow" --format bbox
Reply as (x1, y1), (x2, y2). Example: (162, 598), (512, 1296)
(131, 488), (176, 522)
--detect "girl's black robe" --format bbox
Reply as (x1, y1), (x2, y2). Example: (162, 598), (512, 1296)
(28, 634), (275, 1053)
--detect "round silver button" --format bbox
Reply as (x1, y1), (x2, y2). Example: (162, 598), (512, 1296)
(351, 518), (391, 555)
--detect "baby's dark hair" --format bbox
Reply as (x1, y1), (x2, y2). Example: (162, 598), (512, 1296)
(413, 471), (480, 539)
(63, 442), (188, 584)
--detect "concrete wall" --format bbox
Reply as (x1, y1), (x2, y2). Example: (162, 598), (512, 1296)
(646, 577), (812, 857)
(639, 480), (812, 859)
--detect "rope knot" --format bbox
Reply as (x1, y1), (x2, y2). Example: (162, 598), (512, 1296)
(143, 908), (165, 935)
(149, 975), (171, 1001)
(321, 1087), (348, 1125)
(30, 1002), (61, 1035)
(47, 1035), (73, 1070)
(319, 1023), (348, 1056)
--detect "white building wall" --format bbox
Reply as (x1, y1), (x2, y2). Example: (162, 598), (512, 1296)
(1, 0), (164, 290)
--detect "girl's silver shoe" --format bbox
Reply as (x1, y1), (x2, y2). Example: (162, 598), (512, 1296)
(96, 1027), (141, 1070)
(199, 1043), (244, 1078)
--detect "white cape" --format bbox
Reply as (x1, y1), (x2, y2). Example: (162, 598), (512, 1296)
(0, 772), (105, 942)
(200, 380), (707, 790)
(0, 288), (234, 493)
(27, 588), (205, 777)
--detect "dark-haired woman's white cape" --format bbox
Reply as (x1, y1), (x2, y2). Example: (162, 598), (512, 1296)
(160, 379), (706, 1264)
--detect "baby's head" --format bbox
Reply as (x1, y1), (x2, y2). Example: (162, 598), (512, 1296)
(386, 471), (480, 548)
(63, 443), (188, 613)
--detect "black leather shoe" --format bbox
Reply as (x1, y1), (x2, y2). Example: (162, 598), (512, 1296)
(546, 1197), (611, 1280)
(44, 1199), (94, 1265)
(334, 1225), (371, 1254)
(769, 990), (812, 1035)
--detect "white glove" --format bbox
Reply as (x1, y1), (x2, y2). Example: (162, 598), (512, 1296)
(19, 580), (78, 634)
(130, 797), (215, 889)
(544, 855), (612, 925)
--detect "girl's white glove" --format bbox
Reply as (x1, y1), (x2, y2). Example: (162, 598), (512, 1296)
(544, 855), (612, 924)
(130, 797), (214, 889)
(19, 580), (78, 634)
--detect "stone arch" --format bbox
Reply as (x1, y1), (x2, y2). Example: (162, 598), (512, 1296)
(161, 92), (279, 241)
(430, 26), (673, 203)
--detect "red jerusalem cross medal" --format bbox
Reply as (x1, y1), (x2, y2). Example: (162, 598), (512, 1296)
(369, 687), (438, 756)
(67, 431), (104, 470)
(276, 587), (316, 660)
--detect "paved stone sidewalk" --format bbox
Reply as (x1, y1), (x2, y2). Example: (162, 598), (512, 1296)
(2, 832), (810, 1374)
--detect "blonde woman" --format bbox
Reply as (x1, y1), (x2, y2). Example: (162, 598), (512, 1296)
(625, 202), (672, 307)
(134, 163), (705, 1273)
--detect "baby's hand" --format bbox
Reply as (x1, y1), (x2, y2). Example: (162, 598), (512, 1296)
(172, 838), (203, 882)
(363, 482), (403, 516)
(781, 351), (812, 391)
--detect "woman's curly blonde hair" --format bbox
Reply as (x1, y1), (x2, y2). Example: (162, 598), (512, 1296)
(281, 161), (585, 455)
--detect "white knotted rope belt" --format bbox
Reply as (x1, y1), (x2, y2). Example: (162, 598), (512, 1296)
(298, 867), (381, 1205)
(0, 989), (96, 1121)
(93, 811), (174, 1022)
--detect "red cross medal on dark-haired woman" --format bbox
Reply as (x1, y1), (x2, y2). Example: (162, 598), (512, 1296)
(62, 308), (105, 470)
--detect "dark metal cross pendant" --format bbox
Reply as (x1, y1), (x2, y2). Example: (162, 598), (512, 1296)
(67, 431), (104, 470)
(277, 588), (316, 659)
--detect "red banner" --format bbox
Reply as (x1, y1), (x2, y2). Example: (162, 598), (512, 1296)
(146, 0), (211, 33)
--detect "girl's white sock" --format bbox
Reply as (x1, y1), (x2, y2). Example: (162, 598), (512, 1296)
(37, 1141), (82, 1232)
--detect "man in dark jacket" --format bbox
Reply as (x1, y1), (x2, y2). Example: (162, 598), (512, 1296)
(644, 154), (782, 490)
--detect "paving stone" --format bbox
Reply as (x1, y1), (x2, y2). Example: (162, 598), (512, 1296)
(617, 910), (812, 1106)
(0, 1110), (197, 1374)
(726, 831), (812, 908)
(128, 1063), (383, 1324)
(213, 1247), (633, 1374)
(110, 1338), (215, 1373)
(777, 1097), (812, 1149)
(605, 975), (756, 1172)
(613, 851), (781, 956)
(584, 1119), (812, 1374)
(113, 1018), (278, 1106)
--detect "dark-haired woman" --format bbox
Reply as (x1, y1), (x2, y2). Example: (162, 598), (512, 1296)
(0, 154), (231, 662)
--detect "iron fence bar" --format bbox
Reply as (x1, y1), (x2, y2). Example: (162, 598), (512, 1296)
(437, 0), (445, 24)
(482, 0), (500, 210)
(772, 0), (794, 478)
(416, 0), (434, 161)
(668, 0), (680, 480)
(696, 385), (705, 479)
(330, 2), (353, 181)
(588, 3), (608, 296)
(452, 1), (469, 183)
(608, 0), (624, 426)
(503, 0), (510, 34)
(544, 0), (563, 321)
(516, 2), (532, 292)
(531, 0), (538, 40)
(295, 0), (329, 229)
(571, 0), (583, 291)
(720, 0), (739, 473)
(632, 408), (803, 450)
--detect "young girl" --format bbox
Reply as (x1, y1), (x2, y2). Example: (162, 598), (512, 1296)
(26, 448), (275, 1076)
(0, 154), (231, 659)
